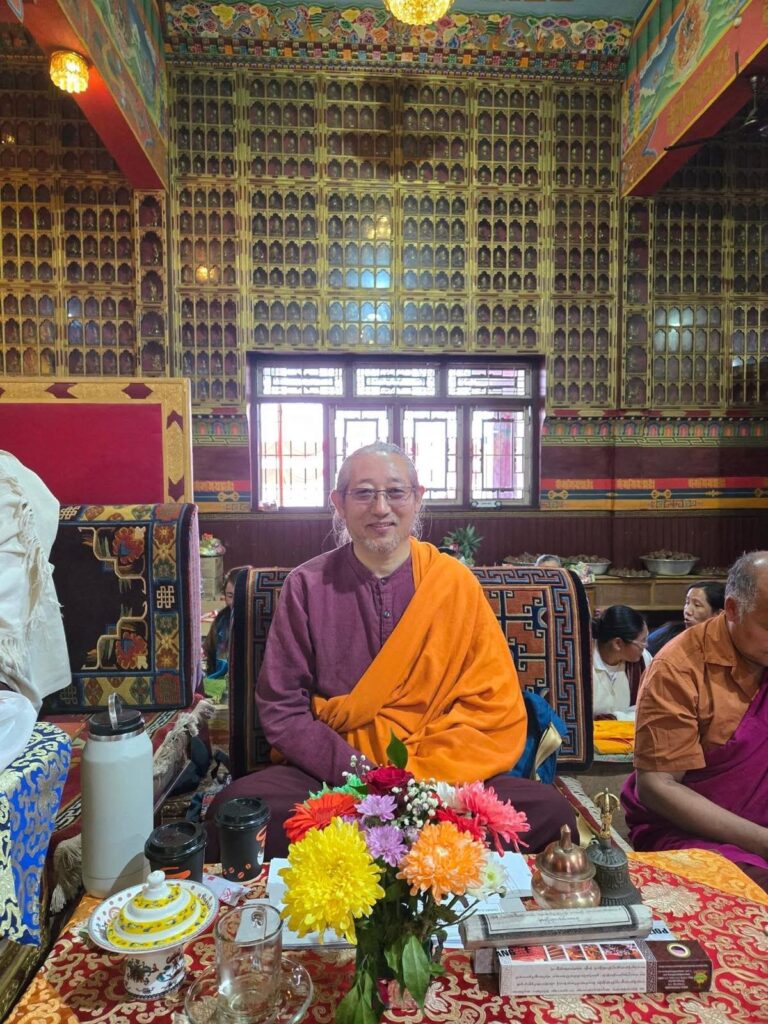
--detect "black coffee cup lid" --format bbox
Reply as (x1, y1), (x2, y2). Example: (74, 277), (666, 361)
(145, 821), (205, 860)
(215, 797), (270, 831)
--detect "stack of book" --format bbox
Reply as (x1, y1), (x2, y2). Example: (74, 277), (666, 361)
(460, 904), (712, 995)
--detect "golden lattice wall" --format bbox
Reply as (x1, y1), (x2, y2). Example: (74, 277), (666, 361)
(2, 59), (768, 414)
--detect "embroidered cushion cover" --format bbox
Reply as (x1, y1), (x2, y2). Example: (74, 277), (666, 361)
(44, 503), (202, 713)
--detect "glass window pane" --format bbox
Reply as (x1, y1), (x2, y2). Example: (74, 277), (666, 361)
(259, 364), (343, 395)
(470, 408), (530, 504)
(402, 409), (458, 501)
(448, 365), (531, 397)
(355, 365), (437, 396)
(258, 402), (324, 508)
(333, 408), (390, 481)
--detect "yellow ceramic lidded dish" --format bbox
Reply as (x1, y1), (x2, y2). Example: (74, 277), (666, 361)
(105, 870), (210, 950)
(89, 870), (217, 999)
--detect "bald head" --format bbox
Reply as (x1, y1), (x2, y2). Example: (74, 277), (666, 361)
(335, 442), (419, 494)
(725, 551), (768, 617)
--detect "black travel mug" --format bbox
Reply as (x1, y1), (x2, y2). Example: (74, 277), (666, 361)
(144, 821), (206, 882)
(215, 796), (271, 881)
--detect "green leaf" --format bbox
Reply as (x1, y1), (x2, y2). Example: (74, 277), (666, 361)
(401, 934), (431, 1006)
(336, 974), (379, 1024)
(384, 937), (405, 984)
(386, 730), (408, 769)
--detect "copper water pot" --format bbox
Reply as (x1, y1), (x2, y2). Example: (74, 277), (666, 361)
(531, 824), (601, 909)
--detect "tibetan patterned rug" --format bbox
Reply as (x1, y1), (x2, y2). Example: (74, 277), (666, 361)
(44, 503), (201, 714)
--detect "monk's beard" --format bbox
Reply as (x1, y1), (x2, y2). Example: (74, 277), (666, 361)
(357, 532), (405, 557)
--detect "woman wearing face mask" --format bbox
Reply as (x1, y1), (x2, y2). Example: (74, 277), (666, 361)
(592, 604), (651, 721)
(591, 604), (651, 757)
(646, 581), (725, 657)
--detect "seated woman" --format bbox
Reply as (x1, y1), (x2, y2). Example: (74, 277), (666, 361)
(591, 605), (650, 757)
(646, 581), (725, 656)
(203, 569), (239, 688)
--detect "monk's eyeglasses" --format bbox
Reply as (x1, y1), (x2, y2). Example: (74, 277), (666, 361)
(345, 486), (414, 507)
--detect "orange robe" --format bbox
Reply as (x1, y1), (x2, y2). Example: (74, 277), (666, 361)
(312, 538), (526, 783)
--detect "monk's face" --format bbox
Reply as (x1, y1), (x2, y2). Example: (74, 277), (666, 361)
(331, 451), (424, 564)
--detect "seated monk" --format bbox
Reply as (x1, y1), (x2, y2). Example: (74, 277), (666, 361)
(621, 550), (768, 893)
(206, 442), (577, 859)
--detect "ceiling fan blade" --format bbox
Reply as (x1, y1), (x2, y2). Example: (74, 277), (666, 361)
(663, 133), (718, 152)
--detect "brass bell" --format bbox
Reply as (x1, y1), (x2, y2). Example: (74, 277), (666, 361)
(586, 789), (642, 907)
(531, 824), (601, 909)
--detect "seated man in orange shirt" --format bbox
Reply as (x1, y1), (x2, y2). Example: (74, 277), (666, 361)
(208, 442), (577, 859)
(621, 550), (768, 891)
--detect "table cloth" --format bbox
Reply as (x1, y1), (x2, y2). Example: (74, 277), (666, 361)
(7, 850), (768, 1024)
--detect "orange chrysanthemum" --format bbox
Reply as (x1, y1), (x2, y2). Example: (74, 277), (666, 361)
(397, 820), (486, 903)
(285, 791), (359, 844)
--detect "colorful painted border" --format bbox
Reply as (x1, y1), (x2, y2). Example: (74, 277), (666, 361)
(165, 3), (631, 76)
(193, 480), (251, 512)
(540, 476), (768, 511)
(192, 413), (249, 444)
(621, 0), (768, 194)
(543, 416), (768, 445)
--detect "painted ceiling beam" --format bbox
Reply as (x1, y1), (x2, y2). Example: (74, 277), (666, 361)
(16, 0), (166, 188)
(622, 0), (768, 196)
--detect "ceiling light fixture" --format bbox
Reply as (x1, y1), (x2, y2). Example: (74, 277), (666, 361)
(382, 0), (453, 27)
(49, 50), (90, 94)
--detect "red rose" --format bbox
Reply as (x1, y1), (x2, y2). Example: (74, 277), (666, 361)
(363, 766), (413, 795)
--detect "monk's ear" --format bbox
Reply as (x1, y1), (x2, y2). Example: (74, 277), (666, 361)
(724, 594), (739, 624)
(330, 489), (345, 517)
(413, 484), (426, 508)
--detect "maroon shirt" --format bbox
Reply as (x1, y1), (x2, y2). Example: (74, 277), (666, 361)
(256, 544), (415, 785)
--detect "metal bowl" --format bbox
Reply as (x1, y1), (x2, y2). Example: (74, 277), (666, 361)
(584, 560), (611, 576)
(641, 556), (698, 576)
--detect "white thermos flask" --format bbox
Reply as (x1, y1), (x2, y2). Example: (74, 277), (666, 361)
(81, 693), (154, 897)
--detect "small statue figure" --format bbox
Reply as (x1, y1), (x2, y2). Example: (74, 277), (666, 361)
(595, 789), (620, 839)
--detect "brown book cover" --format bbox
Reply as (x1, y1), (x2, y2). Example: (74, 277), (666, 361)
(495, 938), (712, 996)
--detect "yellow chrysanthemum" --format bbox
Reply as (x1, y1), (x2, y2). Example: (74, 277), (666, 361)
(280, 819), (384, 943)
(398, 820), (486, 903)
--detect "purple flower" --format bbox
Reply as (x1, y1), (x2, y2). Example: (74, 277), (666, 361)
(365, 825), (407, 866)
(356, 794), (397, 822)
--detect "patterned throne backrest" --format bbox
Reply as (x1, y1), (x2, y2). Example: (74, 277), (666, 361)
(44, 503), (202, 713)
(228, 563), (593, 780)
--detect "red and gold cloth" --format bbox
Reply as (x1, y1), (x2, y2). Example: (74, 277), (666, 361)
(7, 850), (768, 1024)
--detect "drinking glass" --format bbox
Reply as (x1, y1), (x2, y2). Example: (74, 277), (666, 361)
(214, 903), (283, 1023)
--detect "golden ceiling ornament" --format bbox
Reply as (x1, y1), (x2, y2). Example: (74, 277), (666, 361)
(382, 0), (453, 27)
(49, 51), (90, 94)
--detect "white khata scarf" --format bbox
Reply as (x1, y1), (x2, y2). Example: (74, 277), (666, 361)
(0, 451), (70, 711)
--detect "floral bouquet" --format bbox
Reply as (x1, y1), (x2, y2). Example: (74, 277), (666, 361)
(279, 735), (529, 1024)
(199, 532), (225, 557)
